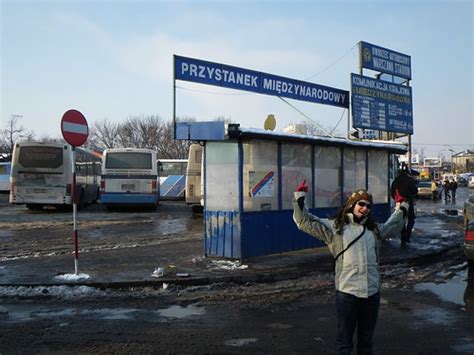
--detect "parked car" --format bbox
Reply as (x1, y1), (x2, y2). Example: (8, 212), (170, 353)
(456, 175), (468, 187)
(465, 195), (474, 226)
(465, 222), (474, 265)
(469, 176), (474, 189)
(416, 180), (441, 199)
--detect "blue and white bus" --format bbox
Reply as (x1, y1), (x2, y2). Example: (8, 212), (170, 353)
(100, 148), (159, 209)
(0, 162), (11, 192)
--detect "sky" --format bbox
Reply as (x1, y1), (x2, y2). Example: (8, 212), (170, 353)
(1, 0), (473, 159)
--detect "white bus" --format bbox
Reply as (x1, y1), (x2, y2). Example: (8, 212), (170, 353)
(0, 162), (11, 192)
(9, 142), (101, 210)
(158, 159), (187, 200)
(185, 143), (203, 213)
(100, 148), (159, 209)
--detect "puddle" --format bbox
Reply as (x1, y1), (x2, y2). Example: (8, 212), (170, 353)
(1, 305), (138, 322)
(87, 229), (105, 238)
(414, 267), (474, 311)
(154, 218), (188, 236)
(412, 307), (455, 326)
(0, 230), (13, 238)
(452, 341), (474, 353)
(2, 304), (205, 323)
(91, 308), (136, 320)
(157, 304), (205, 319)
(224, 338), (259, 347)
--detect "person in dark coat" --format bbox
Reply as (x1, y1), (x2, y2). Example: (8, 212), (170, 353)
(450, 179), (458, 200)
(390, 166), (418, 245)
(443, 180), (450, 201)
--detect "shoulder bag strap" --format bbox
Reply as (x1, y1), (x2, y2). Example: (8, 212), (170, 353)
(334, 225), (366, 262)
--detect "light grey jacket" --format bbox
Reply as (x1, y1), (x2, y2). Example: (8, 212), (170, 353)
(293, 191), (407, 298)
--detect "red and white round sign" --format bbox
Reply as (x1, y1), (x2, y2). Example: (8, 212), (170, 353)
(61, 109), (89, 147)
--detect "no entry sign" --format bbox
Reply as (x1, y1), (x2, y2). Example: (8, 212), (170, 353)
(61, 109), (89, 147)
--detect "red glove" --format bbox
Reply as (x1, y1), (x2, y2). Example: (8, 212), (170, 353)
(296, 180), (308, 192)
(394, 189), (405, 203)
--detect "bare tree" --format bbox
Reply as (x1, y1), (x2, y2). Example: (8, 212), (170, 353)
(36, 135), (63, 144)
(0, 115), (35, 156)
(156, 120), (191, 159)
(117, 115), (165, 148)
(303, 121), (344, 137)
(89, 119), (120, 149)
(84, 115), (195, 159)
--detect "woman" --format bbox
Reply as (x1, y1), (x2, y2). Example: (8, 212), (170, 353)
(293, 181), (408, 355)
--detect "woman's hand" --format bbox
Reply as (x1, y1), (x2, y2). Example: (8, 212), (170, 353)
(394, 189), (405, 203)
(296, 180), (308, 192)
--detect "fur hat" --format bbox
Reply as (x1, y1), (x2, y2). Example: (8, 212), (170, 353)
(345, 189), (373, 209)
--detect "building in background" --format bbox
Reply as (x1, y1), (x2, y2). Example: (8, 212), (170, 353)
(452, 150), (474, 173)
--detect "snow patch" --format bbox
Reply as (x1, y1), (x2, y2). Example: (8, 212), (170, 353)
(209, 260), (248, 270)
(54, 273), (91, 281)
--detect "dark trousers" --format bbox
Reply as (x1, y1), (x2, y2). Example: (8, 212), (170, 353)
(336, 291), (380, 355)
(401, 202), (415, 242)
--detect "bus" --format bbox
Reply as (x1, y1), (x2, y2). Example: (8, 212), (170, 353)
(0, 162), (11, 192)
(100, 148), (159, 209)
(158, 159), (187, 200)
(9, 142), (101, 210)
(185, 143), (203, 213)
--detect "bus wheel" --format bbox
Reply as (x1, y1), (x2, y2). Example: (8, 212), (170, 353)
(27, 204), (43, 211)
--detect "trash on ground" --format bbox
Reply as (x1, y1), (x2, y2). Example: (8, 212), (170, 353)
(210, 260), (248, 270)
(162, 283), (169, 290)
(151, 267), (164, 278)
(176, 273), (190, 277)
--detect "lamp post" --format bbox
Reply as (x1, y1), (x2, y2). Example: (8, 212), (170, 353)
(444, 145), (455, 173)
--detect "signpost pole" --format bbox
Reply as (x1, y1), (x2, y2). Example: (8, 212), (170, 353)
(71, 146), (79, 275)
(173, 55), (176, 139)
(61, 109), (89, 277)
(408, 134), (412, 171)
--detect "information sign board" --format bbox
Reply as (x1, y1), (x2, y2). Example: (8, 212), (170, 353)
(359, 41), (411, 80)
(175, 55), (349, 109)
(351, 73), (413, 134)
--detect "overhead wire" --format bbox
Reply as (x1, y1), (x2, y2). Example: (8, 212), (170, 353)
(277, 96), (334, 137)
(304, 44), (358, 81)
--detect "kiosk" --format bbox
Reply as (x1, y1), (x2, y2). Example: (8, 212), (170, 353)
(177, 122), (407, 259)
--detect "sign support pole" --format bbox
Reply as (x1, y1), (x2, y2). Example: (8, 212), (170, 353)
(173, 55), (176, 139)
(61, 109), (88, 278)
(71, 146), (79, 275)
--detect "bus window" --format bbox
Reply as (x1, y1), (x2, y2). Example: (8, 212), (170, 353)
(0, 162), (11, 192)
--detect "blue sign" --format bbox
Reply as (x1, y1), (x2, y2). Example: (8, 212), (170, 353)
(351, 73), (413, 134)
(359, 41), (412, 80)
(174, 55), (349, 109)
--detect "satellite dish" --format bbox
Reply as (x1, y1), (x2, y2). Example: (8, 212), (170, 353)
(264, 114), (276, 131)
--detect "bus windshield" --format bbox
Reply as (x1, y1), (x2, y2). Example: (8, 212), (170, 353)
(18, 146), (63, 169)
(105, 152), (152, 170)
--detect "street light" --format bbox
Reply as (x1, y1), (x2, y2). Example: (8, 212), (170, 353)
(445, 146), (455, 173)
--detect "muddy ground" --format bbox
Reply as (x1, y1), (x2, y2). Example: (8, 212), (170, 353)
(1, 192), (474, 353)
